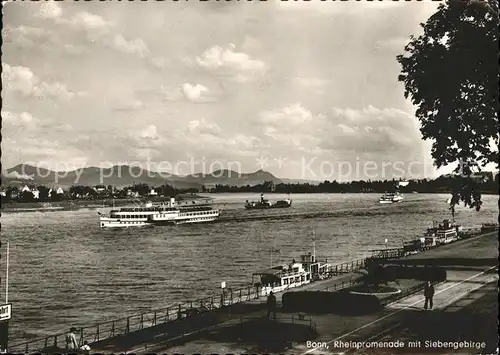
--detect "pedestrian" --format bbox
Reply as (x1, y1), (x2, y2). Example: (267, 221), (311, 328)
(424, 281), (435, 310)
(80, 341), (91, 355)
(267, 291), (277, 320)
(65, 327), (78, 351)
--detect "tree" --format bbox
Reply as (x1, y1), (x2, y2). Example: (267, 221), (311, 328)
(397, 0), (499, 214)
(38, 186), (50, 201)
(19, 190), (35, 202)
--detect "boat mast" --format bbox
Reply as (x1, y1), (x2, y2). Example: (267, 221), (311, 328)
(5, 241), (9, 303)
(312, 229), (316, 262)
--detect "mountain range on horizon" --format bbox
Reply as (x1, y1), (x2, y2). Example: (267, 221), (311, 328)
(1, 164), (320, 189)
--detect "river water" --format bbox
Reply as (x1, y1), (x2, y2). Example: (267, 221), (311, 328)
(0, 193), (497, 342)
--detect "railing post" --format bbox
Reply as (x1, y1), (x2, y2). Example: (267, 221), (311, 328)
(112, 321), (115, 337)
(97, 324), (100, 341)
(140, 313), (144, 330)
(80, 328), (84, 347)
(190, 301), (193, 309)
(247, 286), (250, 300)
(239, 289), (242, 302)
(44, 337), (48, 350)
(211, 297), (214, 309)
(230, 290), (233, 305)
(54, 335), (58, 348)
(25, 342), (29, 354)
(126, 317), (130, 333)
(153, 311), (157, 326)
(166, 308), (169, 322)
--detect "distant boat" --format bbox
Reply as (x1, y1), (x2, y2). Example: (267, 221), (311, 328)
(481, 223), (499, 233)
(398, 180), (409, 187)
(245, 193), (292, 209)
(379, 192), (403, 204)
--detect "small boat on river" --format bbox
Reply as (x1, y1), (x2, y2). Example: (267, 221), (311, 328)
(245, 193), (292, 209)
(379, 191), (403, 204)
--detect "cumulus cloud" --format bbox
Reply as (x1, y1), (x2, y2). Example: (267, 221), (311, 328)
(196, 44), (267, 82)
(33, 82), (77, 100)
(260, 103), (314, 127)
(1, 110), (73, 135)
(1, 110), (39, 126)
(322, 106), (421, 153)
(113, 35), (150, 58)
(256, 103), (422, 158)
(2, 63), (81, 101)
(257, 104), (325, 154)
(2, 64), (38, 96)
(139, 125), (158, 140)
(182, 83), (211, 102)
(186, 118), (221, 136)
(38, 2), (62, 19)
(3, 25), (54, 49)
(68, 12), (112, 33)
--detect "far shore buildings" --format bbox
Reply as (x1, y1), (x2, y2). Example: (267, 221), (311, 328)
(49, 187), (65, 197)
(21, 185), (40, 199)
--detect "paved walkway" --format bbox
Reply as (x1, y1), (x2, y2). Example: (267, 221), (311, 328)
(130, 267), (497, 355)
(293, 267), (498, 355)
(127, 232), (498, 355)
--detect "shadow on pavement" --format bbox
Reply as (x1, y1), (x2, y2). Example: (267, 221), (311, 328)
(201, 317), (317, 353)
(386, 287), (498, 354)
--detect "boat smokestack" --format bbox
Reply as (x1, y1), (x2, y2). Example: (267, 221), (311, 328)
(170, 197), (176, 205)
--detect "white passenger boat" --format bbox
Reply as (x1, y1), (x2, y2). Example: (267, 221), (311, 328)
(148, 197), (220, 225)
(379, 191), (403, 204)
(98, 197), (220, 228)
(425, 219), (462, 244)
(252, 248), (330, 296)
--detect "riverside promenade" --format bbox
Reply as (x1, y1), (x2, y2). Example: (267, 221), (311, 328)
(7, 230), (498, 354)
(112, 230), (498, 355)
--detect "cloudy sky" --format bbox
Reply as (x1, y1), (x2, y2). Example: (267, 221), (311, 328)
(2, 0), (454, 181)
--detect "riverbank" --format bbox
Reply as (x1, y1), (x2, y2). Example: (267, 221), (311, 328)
(8, 230), (497, 354)
(1, 196), (185, 212)
(2, 191), (498, 213)
(122, 231), (500, 354)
